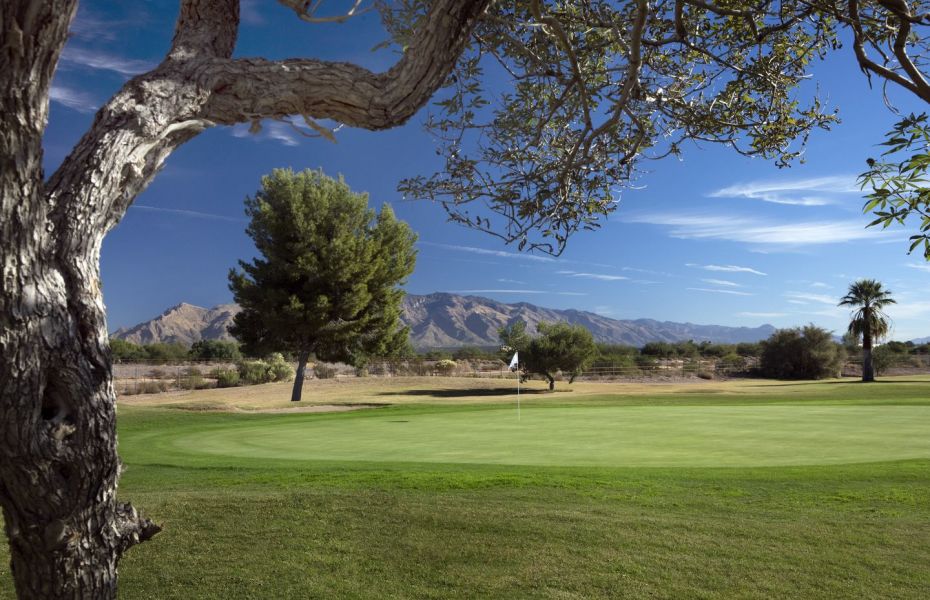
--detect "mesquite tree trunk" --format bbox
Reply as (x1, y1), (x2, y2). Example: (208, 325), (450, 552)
(0, 0), (488, 596)
(292, 351), (310, 402)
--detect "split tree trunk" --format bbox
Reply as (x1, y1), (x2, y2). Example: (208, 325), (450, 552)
(292, 351), (310, 402)
(0, 0), (490, 596)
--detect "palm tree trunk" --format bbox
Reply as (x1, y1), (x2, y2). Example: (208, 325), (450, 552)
(862, 331), (874, 382)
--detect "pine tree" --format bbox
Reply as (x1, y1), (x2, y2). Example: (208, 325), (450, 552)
(229, 169), (416, 401)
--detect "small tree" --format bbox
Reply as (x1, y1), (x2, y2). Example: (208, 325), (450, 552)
(759, 325), (846, 380)
(189, 340), (242, 361)
(525, 322), (598, 390)
(838, 279), (896, 383)
(229, 169), (417, 401)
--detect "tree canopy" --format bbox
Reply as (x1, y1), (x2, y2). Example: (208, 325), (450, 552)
(228, 169), (417, 401)
(505, 321), (598, 389)
(838, 279), (896, 382)
(759, 324), (846, 380)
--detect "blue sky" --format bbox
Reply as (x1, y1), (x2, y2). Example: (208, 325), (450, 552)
(46, 2), (930, 341)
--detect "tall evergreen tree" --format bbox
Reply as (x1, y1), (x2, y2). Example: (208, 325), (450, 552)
(839, 279), (896, 382)
(229, 169), (416, 401)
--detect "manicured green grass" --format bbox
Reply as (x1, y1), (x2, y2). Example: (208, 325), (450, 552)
(2, 377), (930, 598)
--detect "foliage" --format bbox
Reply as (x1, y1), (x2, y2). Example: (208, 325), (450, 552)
(313, 364), (337, 379)
(735, 343), (762, 358)
(871, 345), (896, 376)
(759, 325), (846, 380)
(497, 320), (532, 362)
(229, 169), (417, 385)
(140, 342), (190, 362)
(434, 359), (458, 375)
(267, 353), (296, 382)
(859, 113), (930, 259)
(209, 368), (241, 388)
(389, 0), (866, 254)
(189, 340), (242, 361)
(237, 360), (275, 385)
(110, 339), (148, 361)
(717, 353), (746, 371)
(524, 321), (598, 389)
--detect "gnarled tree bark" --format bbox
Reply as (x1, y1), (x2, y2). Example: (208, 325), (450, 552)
(0, 0), (490, 597)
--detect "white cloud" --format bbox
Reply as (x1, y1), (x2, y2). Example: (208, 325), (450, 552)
(454, 289), (587, 296)
(906, 263), (930, 273)
(131, 204), (246, 222)
(738, 312), (788, 318)
(784, 291), (837, 305)
(686, 263), (767, 276)
(419, 241), (556, 263)
(810, 282), (831, 289)
(60, 46), (155, 76)
(556, 270), (628, 281)
(700, 278), (741, 287)
(787, 300), (809, 305)
(630, 213), (884, 246)
(49, 84), (97, 113)
(497, 278), (526, 284)
(887, 300), (930, 320)
(686, 287), (754, 296)
(709, 175), (859, 206)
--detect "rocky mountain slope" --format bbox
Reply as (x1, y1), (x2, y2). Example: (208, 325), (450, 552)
(111, 293), (776, 348)
(111, 303), (239, 345)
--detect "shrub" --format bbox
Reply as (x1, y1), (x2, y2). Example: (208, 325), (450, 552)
(313, 364), (337, 379)
(434, 359), (457, 375)
(267, 353), (295, 382)
(697, 371), (714, 380)
(759, 325), (845, 380)
(716, 353), (746, 371)
(238, 360), (274, 385)
(210, 368), (240, 388)
(872, 345), (897, 375)
(189, 340), (242, 361)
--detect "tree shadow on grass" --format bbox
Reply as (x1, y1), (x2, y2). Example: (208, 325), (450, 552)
(377, 388), (552, 398)
(744, 379), (930, 387)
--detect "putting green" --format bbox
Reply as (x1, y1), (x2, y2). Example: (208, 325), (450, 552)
(169, 405), (930, 467)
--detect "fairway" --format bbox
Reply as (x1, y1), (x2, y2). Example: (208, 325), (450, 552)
(168, 404), (930, 467)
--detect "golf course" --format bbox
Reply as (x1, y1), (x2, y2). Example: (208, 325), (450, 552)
(2, 376), (929, 598)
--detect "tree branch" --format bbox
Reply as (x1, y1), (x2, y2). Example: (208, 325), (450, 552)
(203, 0), (491, 129)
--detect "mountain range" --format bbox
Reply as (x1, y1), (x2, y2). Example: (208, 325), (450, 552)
(111, 292), (779, 348)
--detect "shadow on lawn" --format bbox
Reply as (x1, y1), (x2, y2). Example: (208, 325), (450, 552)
(378, 387), (552, 398)
(745, 379), (930, 387)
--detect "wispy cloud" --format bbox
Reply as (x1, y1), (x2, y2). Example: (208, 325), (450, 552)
(621, 266), (673, 277)
(784, 291), (837, 305)
(906, 263), (930, 273)
(687, 287), (754, 296)
(700, 278), (741, 287)
(131, 204), (246, 222)
(497, 278), (526, 284)
(240, 0), (266, 25)
(686, 263), (767, 276)
(419, 241), (556, 263)
(738, 312), (787, 318)
(556, 270), (628, 281)
(453, 289), (587, 296)
(709, 175), (859, 206)
(230, 121), (301, 147)
(60, 46), (156, 76)
(49, 84), (97, 113)
(630, 213), (883, 246)
(810, 282), (831, 288)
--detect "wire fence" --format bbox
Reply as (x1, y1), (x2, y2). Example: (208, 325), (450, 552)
(112, 353), (930, 396)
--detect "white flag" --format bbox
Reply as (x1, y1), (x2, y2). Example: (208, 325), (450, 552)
(509, 352), (519, 371)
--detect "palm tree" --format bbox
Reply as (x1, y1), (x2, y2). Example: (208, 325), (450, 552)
(838, 279), (896, 382)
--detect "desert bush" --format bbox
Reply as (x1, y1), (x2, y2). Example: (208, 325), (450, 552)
(210, 368), (240, 388)
(716, 353), (746, 371)
(434, 359), (457, 375)
(697, 371), (714, 380)
(759, 325), (845, 380)
(189, 340), (242, 361)
(267, 353), (295, 382)
(313, 364), (337, 379)
(872, 345), (897, 375)
(238, 360), (274, 385)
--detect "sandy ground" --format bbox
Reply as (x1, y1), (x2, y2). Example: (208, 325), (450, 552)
(114, 374), (930, 412)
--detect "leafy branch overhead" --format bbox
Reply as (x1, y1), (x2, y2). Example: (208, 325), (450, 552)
(860, 112), (930, 259)
(391, 0), (930, 255)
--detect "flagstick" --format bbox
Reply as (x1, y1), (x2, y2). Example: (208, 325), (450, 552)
(517, 365), (521, 421)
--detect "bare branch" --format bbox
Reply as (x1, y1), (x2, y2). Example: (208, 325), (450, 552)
(278, 0), (373, 24)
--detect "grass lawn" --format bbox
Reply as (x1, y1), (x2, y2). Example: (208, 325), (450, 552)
(2, 376), (930, 598)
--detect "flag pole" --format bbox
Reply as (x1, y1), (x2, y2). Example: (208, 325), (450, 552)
(517, 362), (521, 421)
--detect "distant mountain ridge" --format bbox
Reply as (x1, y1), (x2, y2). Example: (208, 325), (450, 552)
(111, 293), (778, 348)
